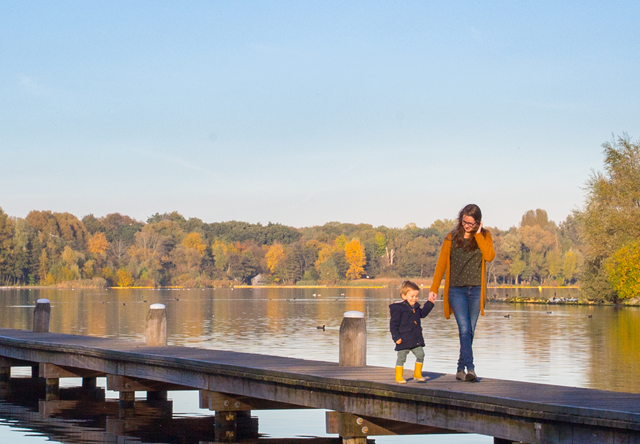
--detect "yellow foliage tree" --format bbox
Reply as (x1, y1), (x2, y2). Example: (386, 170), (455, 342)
(183, 232), (207, 256)
(116, 268), (134, 287)
(605, 242), (640, 299)
(334, 235), (347, 249)
(266, 243), (285, 273)
(344, 238), (366, 280)
(88, 232), (108, 255)
(315, 246), (333, 271)
(62, 246), (78, 267)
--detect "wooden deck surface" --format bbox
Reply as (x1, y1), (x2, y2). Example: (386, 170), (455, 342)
(1, 327), (640, 440)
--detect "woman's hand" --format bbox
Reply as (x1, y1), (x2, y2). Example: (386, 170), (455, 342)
(429, 291), (438, 302)
(476, 221), (483, 235)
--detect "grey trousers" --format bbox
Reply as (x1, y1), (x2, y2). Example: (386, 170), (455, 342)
(396, 346), (425, 366)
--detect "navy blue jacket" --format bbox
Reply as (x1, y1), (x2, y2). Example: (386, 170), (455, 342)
(389, 300), (435, 351)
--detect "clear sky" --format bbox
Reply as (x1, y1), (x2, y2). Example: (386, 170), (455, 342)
(1, 1), (638, 229)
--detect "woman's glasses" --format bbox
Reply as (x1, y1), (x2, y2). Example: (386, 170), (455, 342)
(461, 220), (478, 227)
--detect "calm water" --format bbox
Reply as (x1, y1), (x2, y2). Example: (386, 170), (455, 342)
(0, 287), (638, 443)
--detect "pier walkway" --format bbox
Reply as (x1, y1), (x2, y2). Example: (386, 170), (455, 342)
(0, 327), (639, 443)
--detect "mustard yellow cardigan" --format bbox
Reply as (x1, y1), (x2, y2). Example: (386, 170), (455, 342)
(429, 231), (496, 319)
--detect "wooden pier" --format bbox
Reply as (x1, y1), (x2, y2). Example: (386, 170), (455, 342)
(0, 303), (639, 443)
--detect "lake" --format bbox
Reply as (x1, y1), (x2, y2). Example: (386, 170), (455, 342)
(0, 287), (638, 443)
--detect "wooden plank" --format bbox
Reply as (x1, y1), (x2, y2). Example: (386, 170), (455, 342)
(200, 390), (311, 411)
(39, 363), (104, 379)
(106, 375), (191, 392)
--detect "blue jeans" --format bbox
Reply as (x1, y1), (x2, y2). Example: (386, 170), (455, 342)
(448, 286), (481, 372)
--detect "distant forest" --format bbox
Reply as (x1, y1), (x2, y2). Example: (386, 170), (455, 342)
(2, 135), (638, 303)
(0, 206), (583, 290)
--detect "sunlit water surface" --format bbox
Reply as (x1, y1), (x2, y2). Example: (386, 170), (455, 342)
(0, 287), (638, 443)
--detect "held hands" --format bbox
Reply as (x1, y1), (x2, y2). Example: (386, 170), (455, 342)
(428, 291), (437, 303)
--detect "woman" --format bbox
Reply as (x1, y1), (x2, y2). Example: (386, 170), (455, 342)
(429, 204), (495, 382)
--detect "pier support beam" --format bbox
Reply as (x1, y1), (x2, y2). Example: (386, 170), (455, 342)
(146, 390), (168, 402)
(0, 366), (10, 396)
(342, 439), (367, 444)
(45, 378), (59, 401)
(214, 410), (258, 442)
(339, 311), (366, 367)
(119, 391), (135, 418)
(326, 411), (458, 441)
(82, 377), (97, 389)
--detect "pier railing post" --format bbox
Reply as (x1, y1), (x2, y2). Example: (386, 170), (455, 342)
(33, 299), (51, 333)
(145, 304), (167, 346)
(339, 311), (366, 367)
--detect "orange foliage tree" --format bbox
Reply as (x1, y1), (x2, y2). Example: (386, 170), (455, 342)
(88, 232), (108, 256)
(116, 268), (134, 287)
(183, 232), (207, 255)
(266, 243), (285, 274)
(344, 238), (366, 280)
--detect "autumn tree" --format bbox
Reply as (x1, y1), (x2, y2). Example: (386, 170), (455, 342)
(88, 232), (109, 265)
(604, 242), (640, 299)
(116, 268), (134, 287)
(266, 243), (285, 274)
(344, 239), (366, 280)
(577, 135), (640, 301)
(183, 232), (207, 255)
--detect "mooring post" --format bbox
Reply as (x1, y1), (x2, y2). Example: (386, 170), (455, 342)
(339, 311), (366, 367)
(33, 299), (51, 333)
(145, 303), (167, 346)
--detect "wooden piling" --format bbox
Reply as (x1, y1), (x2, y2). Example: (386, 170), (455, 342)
(147, 390), (168, 401)
(45, 378), (59, 401)
(119, 391), (135, 418)
(0, 367), (9, 388)
(33, 299), (51, 333)
(82, 377), (97, 389)
(339, 311), (366, 367)
(145, 304), (167, 346)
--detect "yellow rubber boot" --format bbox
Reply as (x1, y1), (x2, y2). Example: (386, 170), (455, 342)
(395, 366), (406, 384)
(414, 362), (425, 382)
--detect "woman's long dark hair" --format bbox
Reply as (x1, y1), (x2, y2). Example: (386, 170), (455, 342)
(451, 204), (486, 251)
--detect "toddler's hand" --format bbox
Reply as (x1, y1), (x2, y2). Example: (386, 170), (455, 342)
(395, 339), (402, 345)
(428, 291), (437, 302)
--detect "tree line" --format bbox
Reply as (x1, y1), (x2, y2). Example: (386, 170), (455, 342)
(0, 134), (637, 302)
(0, 207), (583, 289)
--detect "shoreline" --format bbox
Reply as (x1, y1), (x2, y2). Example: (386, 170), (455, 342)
(1, 285), (638, 306)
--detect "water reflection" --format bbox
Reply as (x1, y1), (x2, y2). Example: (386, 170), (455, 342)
(0, 287), (638, 444)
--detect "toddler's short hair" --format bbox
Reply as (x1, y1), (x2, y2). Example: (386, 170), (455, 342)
(400, 280), (420, 295)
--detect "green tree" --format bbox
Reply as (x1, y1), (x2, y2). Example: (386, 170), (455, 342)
(577, 134), (640, 301)
(318, 256), (339, 285)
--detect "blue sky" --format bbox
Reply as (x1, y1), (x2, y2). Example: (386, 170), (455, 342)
(1, 1), (638, 229)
